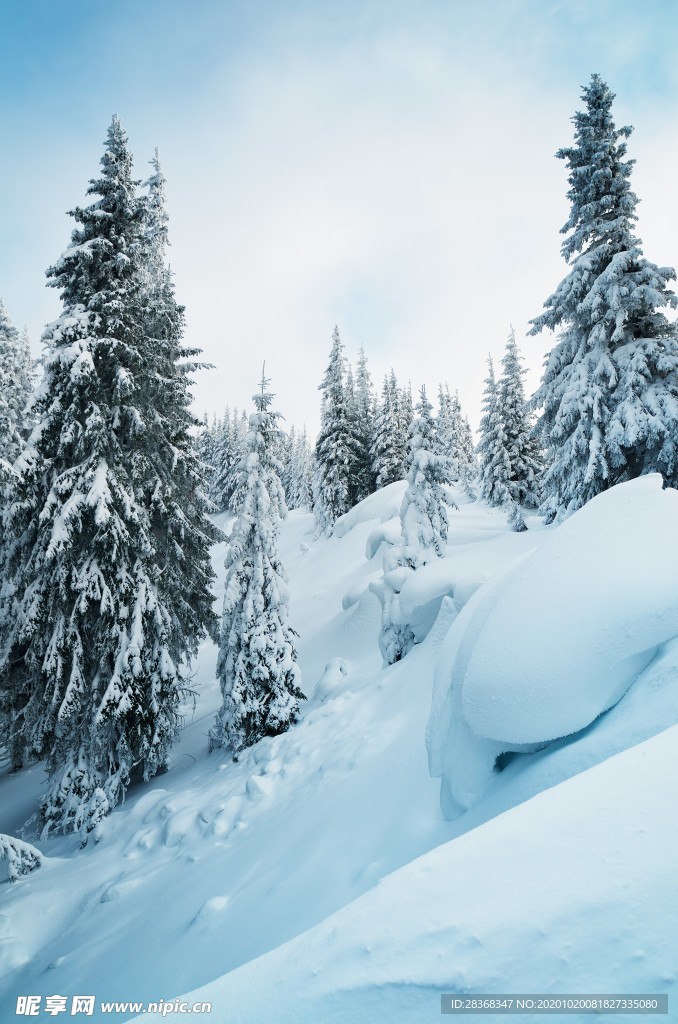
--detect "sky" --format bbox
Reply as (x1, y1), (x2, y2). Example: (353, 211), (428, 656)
(2, 0), (678, 436)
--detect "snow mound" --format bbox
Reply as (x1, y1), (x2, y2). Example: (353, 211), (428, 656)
(131, 725), (678, 1024)
(427, 475), (678, 811)
(333, 481), (406, 538)
(314, 657), (350, 701)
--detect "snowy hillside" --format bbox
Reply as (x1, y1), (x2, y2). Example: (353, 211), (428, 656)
(2, 479), (677, 1022)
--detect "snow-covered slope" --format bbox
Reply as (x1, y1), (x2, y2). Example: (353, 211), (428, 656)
(138, 724), (678, 1024)
(1, 482), (677, 1023)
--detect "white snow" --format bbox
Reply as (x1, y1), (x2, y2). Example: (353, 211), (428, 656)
(1, 479), (677, 1023)
(137, 724), (678, 1024)
(428, 475), (678, 812)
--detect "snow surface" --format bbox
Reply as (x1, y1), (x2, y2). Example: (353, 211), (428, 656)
(135, 724), (678, 1024)
(1, 481), (677, 1023)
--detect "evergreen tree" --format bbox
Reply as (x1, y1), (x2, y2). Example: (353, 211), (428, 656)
(196, 412), (218, 497)
(378, 387), (455, 665)
(227, 410), (250, 514)
(0, 303), (35, 768)
(370, 371), (408, 488)
(457, 407), (478, 497)
(210, 373), (304, 758)
(279, 423), (296, 506)
(212, 408), (242, 512)
(0, 834), (43, 881)
(0, 119), (217, 837)
(398, 380), (414, 451)
(530, 74), (678, 519)
(0, 301), (33, 475)
(498, 328), (542, 508)
(285, 426), (313, 510)
(477, 356), (511, 506)
(435, 383), (459, 480)
(137, 148), (220, 699)
(314, 327), (363, 531)
(400, 386), (455, 568)
(294, 427), (314, 509)
(353, 345), (376, 500)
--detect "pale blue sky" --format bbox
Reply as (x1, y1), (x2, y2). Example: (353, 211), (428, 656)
(3, 0), (678, 431)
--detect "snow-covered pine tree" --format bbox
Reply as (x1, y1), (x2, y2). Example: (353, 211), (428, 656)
(227, 409), (251, 513)
(294, 427), (314, 509)
(378, 386), (456, 665)
(435, 383), (459, 480)
(0, 119), (217, 837)
(285, 426), (313, 510)
(0, 303), (35, 769)
(210, 372), (304, 758)
(279, 424), (296, 507)
(457, 407), (478, 497)
(136, 146), (221, 761)
(398, 380), (414, 449)
(401, 386), (455, 567)
(0, 834), (43, 881)
(314, 327), (363, 531)
(498, 328), (542, 508)
(0, 300), (33, 475)
(212, 408), (243, 512)
(370, 371), (408, 488)
(530, 74), (678, 519)
(196, 412), (218, 498)
(353, 345), (376, 500)
(477, 355), (511, 506)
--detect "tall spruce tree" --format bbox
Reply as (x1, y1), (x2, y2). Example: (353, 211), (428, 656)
(530, 74), (678, 519)
(136, 145), (220, 755)
(313, 327), (363, 531)
(498, 328), (542, 508)
(210, 373), (304, 758)
(0, 119), (217, 837)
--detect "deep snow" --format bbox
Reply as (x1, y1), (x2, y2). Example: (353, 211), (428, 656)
(0, 480), (676, 1023)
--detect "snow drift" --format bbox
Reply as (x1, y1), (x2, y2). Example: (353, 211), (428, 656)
(428, 474), (678, 813)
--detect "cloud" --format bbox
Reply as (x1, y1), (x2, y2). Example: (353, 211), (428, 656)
(3, 0), (678, 436)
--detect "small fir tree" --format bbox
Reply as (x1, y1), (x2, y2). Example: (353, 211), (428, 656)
(477, 356), (511, 507)
(0, 301), (33, 475)
(314, 327), (363, 531)
(370, 371), (408, 488)
(211, 372), (304, 758)
(0, 303), (35, 768)
(498, 328), (542, 508)
(353, 345), (376, 500)
(378, 387), (456, 665)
